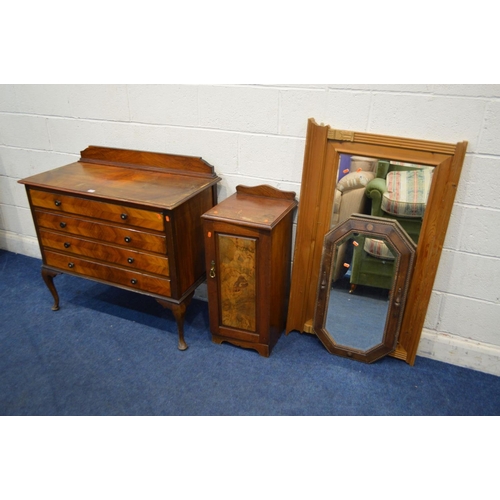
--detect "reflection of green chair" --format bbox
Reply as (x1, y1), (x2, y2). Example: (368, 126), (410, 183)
(349, 160), (432, 293)
(349, 235), (395, 293)
(365, 160), (433, 244)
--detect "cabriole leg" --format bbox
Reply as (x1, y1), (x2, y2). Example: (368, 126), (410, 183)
(41, 267), (61, 311)
(156, 292), (194, 351)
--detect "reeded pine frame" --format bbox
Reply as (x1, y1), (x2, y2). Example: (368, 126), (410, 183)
(286, 118), (467, 365)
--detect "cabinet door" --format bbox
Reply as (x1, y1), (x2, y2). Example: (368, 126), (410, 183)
(218, 233), (257, 332)
(205, 223), (262, 343)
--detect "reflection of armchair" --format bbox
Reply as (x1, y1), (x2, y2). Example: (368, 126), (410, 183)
(331, 156), (377, 281)
(365, 161), (433, 244)
(349, 160), (432, 292)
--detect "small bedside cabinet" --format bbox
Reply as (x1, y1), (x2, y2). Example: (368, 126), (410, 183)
(202, 185), (297, 357)
(19, 146), (220, 350)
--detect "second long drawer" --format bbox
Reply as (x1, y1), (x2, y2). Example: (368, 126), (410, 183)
(35, 210), (167, 254)
(40, 229), (170, 277)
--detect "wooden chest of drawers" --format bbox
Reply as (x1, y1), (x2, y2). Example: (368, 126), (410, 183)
(202, 185), (297, 357)
(19, 146), (220, 350)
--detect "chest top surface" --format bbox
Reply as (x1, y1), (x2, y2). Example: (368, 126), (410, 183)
(19, 146), (221, 210)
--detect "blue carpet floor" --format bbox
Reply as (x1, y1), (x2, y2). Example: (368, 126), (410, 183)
(1, 249), (499, 416)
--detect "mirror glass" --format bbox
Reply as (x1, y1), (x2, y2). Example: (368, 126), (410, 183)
(331, 154), (434, 246)
(329, 154), (433, 335)
(326, 231), (396, 352)
(323, 153), (430, 359)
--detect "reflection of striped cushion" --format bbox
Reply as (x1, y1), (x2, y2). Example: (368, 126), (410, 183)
(364, 238), (395, 260)
(381, 168), (433, 217)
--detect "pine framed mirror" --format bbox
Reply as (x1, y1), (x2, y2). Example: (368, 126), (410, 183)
(286, 118), (467, 365)
(314, 215), (416, 363)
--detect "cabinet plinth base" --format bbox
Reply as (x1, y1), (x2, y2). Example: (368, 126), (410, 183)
(211, 333), (277, 358)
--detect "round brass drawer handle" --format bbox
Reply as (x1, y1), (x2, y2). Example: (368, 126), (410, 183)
(54, 200), (62, 207)
(68, 262), (74, 268)
(64, 242), (71, 248)
(60, 222), (67, 228)
(127, 257), (134, 264)
(130, 279), (137, 285)
(124, 237), (131, 243)
(121, 213), (128, 220)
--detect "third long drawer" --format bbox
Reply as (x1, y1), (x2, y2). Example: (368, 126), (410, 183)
(40, 229), (170, 277)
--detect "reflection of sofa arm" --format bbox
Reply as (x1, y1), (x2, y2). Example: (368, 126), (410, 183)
(330, 188), (342, 226)
(330, 187), (371, 282)
(365, 178), (387, 217)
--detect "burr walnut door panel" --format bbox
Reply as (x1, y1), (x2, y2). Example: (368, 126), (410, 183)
(205, 224), (263, 344)
(218, 234), (257, 333)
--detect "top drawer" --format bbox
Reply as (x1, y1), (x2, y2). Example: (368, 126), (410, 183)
(29, 189), (165, 231)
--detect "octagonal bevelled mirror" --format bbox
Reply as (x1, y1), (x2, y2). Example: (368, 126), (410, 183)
(314, 215), (416, 363)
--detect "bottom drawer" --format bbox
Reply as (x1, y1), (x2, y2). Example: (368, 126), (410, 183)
(44, 250), (171, 297)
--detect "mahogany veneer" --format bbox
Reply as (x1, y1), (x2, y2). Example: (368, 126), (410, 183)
(19, 146), (220, 350)
(202, 185), (297, 357)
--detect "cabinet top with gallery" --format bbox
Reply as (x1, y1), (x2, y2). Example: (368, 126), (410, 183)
(19, 146), (221, 210)
(202, 185), (298, 230)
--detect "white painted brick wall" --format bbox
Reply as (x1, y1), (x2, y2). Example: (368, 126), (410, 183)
(1, 84), (499, 374)
(0, 114), (51, 150)
(198, 86), (281, 134)
(128, 85), (198, 126)
(456, 156), (500, 209)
